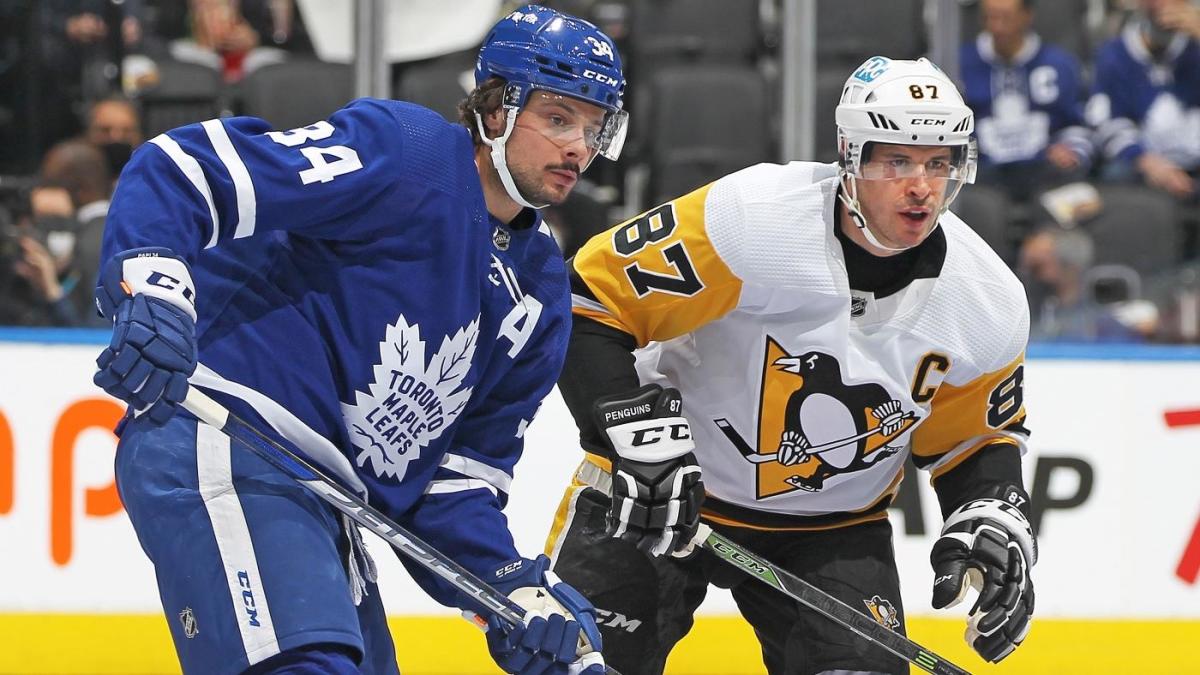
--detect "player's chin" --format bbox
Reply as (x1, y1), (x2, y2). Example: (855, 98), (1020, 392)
(534, 182), (573, 206)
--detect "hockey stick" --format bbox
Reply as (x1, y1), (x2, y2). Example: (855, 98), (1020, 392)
(181, 386), (620, 675)
(715, 414), (915, 464)
(694, 524), (970, 675)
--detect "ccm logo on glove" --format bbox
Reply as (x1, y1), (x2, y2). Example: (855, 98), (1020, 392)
(595, 384), (705, 558)
(93, 247), (199, 425)
(627, 422), (690, 446)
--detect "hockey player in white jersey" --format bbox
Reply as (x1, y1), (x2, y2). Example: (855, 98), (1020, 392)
(550, 57), (1036, 674)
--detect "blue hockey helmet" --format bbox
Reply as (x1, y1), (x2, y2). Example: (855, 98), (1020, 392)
(475, 5), (628, 162)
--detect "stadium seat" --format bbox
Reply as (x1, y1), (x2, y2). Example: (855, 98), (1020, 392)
(1086, 185), (1181, 276)
(395, 50), (476, 123)
(812, 64), (850, 163)
(816, 0), (926, 63)
(643, 65), (773, 203)
(140, 59), (223, 137)
(241, 60), (354, 130)
(951, 182), (1016, 264)
(653, 149), (764, 204)
(629, 0), (760, 63)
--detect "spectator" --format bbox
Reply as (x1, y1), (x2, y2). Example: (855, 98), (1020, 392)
(84, 95), (144, 178)
(39, 139), (112, 325)
(166, 0), (289, 82)
(1019, 224), (1149, 341)
(36, 1), (146, 147)
(239, 0), (314, 53)
(60, 0), (144, 51)
(1088, 0), (1200, 200)
(0, 184), (83, 326)
(960, 0), (1093, 203)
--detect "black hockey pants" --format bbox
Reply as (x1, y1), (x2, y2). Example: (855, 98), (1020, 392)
(547, 486), (911, 675)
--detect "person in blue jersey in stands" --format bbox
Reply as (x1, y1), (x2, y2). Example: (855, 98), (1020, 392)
(1088, 0), (1200, 200)
(959, 0), (1093, 203)
(90, 5), (628, 675)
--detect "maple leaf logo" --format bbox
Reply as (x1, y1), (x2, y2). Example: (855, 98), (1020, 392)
(341, 314), (479, 481)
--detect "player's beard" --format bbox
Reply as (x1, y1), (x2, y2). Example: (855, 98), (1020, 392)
(510, 161), (579, 206)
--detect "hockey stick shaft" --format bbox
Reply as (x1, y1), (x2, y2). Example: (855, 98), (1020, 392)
(696, 524), (970, 675)
(182, 386), (621, 675)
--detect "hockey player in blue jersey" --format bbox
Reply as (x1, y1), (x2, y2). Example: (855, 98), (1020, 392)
(959, 0), (1093, 202)
(90, 5), (627, 675)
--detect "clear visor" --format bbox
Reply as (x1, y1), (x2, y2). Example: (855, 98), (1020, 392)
(594, 108), (628, 161)
(509, 86), (629, 161)
(859, 156), (970, 180)
(856, 147), (974, 181)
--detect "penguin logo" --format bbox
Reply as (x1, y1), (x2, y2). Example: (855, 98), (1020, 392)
(714, 337), (919, 498)
(864, 595), (901, 630)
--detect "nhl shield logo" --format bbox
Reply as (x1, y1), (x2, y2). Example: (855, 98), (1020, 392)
(493, 226), (511, 251)
(714, 336), (919, 498)
(179, 606), (198, 638)
(850, 295), (868, 317)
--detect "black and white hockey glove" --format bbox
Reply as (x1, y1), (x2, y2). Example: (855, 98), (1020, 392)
(594, 384), (704, 558)
(931, 484), (1037, 663)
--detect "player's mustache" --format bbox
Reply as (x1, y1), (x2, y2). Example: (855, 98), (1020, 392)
(547, 163), (580, 177)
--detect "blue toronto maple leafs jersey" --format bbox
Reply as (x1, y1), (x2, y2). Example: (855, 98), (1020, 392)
(959, 33), (1092, 166)
(101, 98), (571, 606)
(1088, 23), (1200, 167)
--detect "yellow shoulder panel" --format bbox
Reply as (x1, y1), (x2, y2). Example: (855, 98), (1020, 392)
(911, 353), (1027, 468)
(571, 183), (743, 346)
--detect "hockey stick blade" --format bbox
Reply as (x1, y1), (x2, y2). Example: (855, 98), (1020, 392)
(181, 386), (622, 675)
(696, 524), (970, 675)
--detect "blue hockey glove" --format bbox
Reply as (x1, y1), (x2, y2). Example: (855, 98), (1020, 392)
(94, 247), (198, 425)
(482, 555), (605, 675)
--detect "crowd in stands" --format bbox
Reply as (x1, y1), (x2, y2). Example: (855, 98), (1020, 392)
(958, 0), (1200, 343)
(0, 0), (1198, 345)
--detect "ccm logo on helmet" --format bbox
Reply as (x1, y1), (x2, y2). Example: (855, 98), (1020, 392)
(583, 69), (619, 87)
(911, 118), (947, 126)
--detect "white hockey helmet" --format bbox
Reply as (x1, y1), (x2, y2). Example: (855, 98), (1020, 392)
(835, 56), (978, 251)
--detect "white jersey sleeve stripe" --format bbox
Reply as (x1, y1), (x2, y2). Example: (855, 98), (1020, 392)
(191, 363), (369, 497)
(196, 423), (281, 664)
(202, 119), (257, 239)
(438, 452), (513, 494)
(423, 478), (499, 497)
(149, 133), (221, 248)
(571, 293), (612, 316)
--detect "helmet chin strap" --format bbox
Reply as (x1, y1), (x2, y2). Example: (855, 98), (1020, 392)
(476, 109), (548, 210)
(838, 175), (941, 254)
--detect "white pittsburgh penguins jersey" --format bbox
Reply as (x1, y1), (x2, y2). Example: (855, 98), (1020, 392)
(571, 161), (1030, 530)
